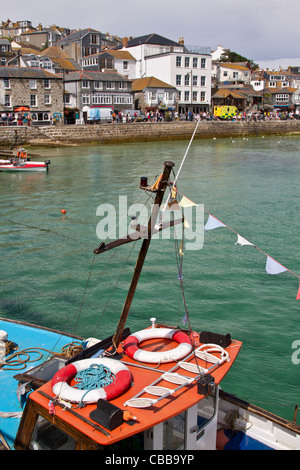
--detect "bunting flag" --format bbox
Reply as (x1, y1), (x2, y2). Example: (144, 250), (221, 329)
(235, 234), (254, 246)
(177, 191), (300, 299)
(296, 281), (300, 300)
(204, 214), (226, 231)
(265, 256), (288, 275)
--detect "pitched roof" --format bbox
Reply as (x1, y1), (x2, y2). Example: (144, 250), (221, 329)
(211, 88), (246, 99)
(132, 76), (176, 91)
(122, 33), (180, 48)
(218, 62), (250, 71)
(42, 45), (79, 71)
(0, 66), (62, 80)
(63, 70), (131, 82)
(55, 28), (102, 46)
(101, 49), (135, 61)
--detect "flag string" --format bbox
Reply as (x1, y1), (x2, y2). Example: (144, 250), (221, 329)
(176, 191), (300, 298)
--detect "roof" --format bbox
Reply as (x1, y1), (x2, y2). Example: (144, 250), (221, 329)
(42, 45), (79, 71)
(211, 88), (246, 99)
(0, 66), (62, 80)
(132, 76), (176, 91)
(101, 49), (135, 61)
(55, 28), (103, 46)
(121, 33), (180, 48)
(63, 70), (131, 82)
(218, 62), (250, 71)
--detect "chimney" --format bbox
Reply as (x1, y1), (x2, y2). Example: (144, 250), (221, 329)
(179, 37), (184, 45)
(123, 37), (128, 48)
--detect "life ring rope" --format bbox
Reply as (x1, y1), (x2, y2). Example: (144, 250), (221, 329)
(51, 357), (132, 404)
(123, 328), (193, 364)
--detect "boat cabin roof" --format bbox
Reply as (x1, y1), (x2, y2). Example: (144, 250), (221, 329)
(22, 329), (242, 447)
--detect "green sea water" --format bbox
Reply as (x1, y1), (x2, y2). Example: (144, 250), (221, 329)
(0, 134), (299, 422)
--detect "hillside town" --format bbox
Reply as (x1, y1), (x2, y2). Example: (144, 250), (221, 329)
(1, 18), (300, 126)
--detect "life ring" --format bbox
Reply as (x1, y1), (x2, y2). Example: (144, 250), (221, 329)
(51, 358), (132, 404)
(123, 328), (193, 364)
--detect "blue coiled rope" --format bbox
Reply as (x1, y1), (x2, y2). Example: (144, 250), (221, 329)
(73, 363), (114, 407)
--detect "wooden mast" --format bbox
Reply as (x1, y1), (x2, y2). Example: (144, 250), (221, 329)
(111, 160), (175, 350)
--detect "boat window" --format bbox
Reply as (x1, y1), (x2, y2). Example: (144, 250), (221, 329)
(197, 394), (216, 430)
(163, 412), (186, 450)
(29, 415), (77, 450)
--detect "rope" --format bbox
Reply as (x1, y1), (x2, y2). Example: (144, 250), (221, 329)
(73, 363), (115, 407)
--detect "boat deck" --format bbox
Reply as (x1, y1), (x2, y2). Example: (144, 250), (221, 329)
(29, 330), (242, 447)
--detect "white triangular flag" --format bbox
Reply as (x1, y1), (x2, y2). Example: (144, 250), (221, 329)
(204, 214), (226, 231)
(265, 256), (287, 275)
(235, 234), (254, 246)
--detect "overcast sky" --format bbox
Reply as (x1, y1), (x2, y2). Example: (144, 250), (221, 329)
(2, 0), (300, 67)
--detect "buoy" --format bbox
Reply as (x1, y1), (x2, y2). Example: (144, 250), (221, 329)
(60, 209), (66, 214)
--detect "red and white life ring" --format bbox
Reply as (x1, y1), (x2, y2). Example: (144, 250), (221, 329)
(51, 358), (132, 404)
(123, 328), (192, 364)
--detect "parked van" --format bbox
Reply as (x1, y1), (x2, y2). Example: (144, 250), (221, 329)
(87, 107), (113, 123)
(123, 110), (147, 122)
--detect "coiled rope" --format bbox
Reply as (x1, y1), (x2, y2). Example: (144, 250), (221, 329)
(73, 363), (115, 407)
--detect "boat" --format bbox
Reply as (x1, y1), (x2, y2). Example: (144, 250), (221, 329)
(0, 138), (299, 451)
(0, 148), (50, 172)
(0, 158), (50, 172)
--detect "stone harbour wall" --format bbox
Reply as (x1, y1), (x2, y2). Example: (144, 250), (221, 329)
(0, 120), (300, 148)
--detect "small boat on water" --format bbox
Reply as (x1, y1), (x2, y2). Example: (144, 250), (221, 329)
(0, 148), (50, 172)
(0, 135), (299, 451)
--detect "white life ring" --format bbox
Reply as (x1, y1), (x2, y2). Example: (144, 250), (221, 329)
(123, 328), (193, 364)
(51, 358), (132, 404)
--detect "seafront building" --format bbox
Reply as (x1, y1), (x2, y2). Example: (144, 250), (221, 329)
(1, 18), (300, 122)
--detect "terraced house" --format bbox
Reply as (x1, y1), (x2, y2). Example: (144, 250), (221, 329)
(0, 66), (63, 124)
(63, 70), (132, 123)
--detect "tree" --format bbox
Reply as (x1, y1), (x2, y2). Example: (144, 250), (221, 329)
(220, 51), (259, 70)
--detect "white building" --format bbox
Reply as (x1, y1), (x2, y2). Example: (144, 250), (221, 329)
(120, 34), (212, 114)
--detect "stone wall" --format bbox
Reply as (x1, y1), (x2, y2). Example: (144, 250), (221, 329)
(0, 120), (300, 148)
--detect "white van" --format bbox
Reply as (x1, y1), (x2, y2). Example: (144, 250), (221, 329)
(87, 108), (113, 123)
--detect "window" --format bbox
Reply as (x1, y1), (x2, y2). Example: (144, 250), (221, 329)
(193, 75), (198, 86)
(82, 80), (89, 88)
(185, 57), (190, 68)
(184, 91), (189, 102)
(44, 94), (51, 105)
(30, 94), (37, 106)
(201, 58), (206, 69)
(44, 79), (50, 89)
(233, 72), (238, 78)
(176, 56), (182, 67)
(184, 74), (190, 86)
(106, 82), (114, 89)
(176, 75), (181, 86)
(276, 94), (289, 103)
(193, 57), (198, 68)
(4, 94), (11, 107)
(94, 81), (103, 90)
(1, 58), (6, 66)
(148, 91), (157, 101)
(90, 34), (99, 44)
(200, 76), (206, 86)
(29, 79), (37, 89)
(200, 91), (206, 102)
(114, 95), (132, 105)
(123, 61), (128, 70)
(192, 91), (198, 102)
(119, 82), (127, 90)
(3, 78), (10, 88)
(82, 94), (90, 104)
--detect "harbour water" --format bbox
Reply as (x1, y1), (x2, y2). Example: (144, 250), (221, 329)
(0, 134), (299, 422)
